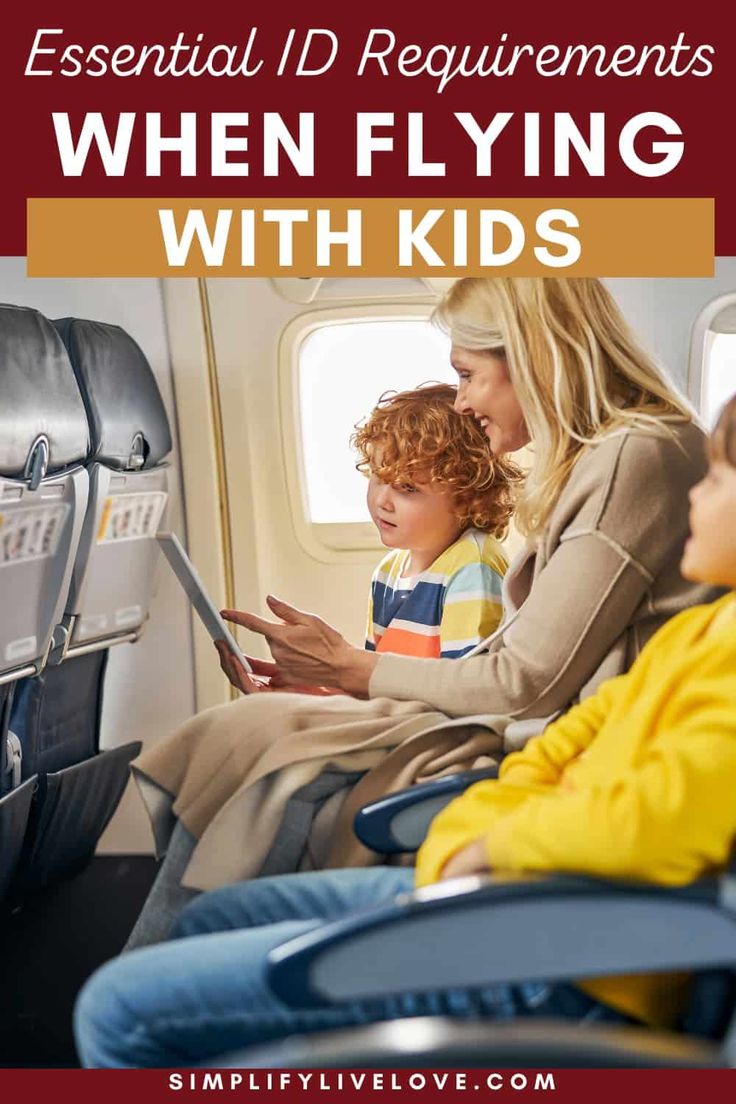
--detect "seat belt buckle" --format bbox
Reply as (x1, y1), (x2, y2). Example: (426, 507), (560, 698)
(4, 730), (22, 790)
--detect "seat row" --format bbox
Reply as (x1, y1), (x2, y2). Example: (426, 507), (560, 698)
(0, 303), (172, 900)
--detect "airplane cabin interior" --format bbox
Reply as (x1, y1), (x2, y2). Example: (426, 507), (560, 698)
(1, 263), (736, 1066)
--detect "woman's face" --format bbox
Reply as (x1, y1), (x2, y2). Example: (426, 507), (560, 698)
(451, 347), (530, 456)
(681, 459), (736, 588)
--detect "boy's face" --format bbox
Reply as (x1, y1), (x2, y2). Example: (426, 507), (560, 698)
(681, 460), (736, 587)
(367, 472), (463, 558)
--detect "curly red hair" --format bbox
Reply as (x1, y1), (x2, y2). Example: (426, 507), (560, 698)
(352, 383), (523, 536)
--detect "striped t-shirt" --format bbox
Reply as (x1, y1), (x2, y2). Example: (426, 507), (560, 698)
(365, 529), (507, 660)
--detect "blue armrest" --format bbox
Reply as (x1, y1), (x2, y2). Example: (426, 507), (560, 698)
(354, 766), (499, 854)
(267, 871), (736, 1010)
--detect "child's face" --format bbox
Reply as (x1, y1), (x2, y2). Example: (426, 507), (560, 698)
(681, 460), (736, 587)
(367, 473), (462, 558)
(452, 347), (530, 456)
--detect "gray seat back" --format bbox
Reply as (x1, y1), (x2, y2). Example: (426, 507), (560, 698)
(52, 318), (172, 653)
(0, 304), (89, 681)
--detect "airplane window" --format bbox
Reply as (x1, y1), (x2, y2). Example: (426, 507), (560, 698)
(690, 295), (736, 428)
(703, 331), (736, 427)
(298, 319), (453, 524)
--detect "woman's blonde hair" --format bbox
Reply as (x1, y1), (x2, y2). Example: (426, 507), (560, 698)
(352, 383), (522, 536)
(435, 277), (694, 538)
(710, 394), (736, 467)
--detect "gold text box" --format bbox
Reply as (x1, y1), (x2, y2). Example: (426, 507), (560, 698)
(27, 197), (714, 277)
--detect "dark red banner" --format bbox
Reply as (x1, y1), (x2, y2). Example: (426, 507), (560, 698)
(1, 1), (735, 255)
(0, 1068), (735, 1100)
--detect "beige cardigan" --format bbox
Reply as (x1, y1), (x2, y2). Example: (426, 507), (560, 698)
(133, 419), (717, 889)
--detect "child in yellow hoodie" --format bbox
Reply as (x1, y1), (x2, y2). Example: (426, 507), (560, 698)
(75, 396), (736, 1068)
(416, 393), (736, 1028)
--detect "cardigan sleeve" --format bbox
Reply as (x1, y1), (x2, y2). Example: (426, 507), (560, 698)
(368, 427), (705, 719)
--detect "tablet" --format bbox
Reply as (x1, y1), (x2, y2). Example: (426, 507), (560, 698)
(157, 532), (253, 672)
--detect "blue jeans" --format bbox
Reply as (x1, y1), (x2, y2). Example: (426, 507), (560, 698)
(75, 866), (633, 1067)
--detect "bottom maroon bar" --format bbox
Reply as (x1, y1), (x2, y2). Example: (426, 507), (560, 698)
(0, 1069), (732, 1103)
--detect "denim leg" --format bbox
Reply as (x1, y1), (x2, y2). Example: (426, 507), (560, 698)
(74, 913), (481, 1068)
(172, 865), (417, 939)
(76, 867), (417, 1067)
(74, 866), (634, 1068)
(75, 923), (633, 1069)
(75, 919), (339, 1067)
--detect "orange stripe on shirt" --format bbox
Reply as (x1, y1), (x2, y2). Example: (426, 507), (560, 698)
(376, 627), (441, 658)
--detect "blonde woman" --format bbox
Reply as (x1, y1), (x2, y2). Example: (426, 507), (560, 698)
(129, 277), (717, 940)
(235, 278), (714, 710)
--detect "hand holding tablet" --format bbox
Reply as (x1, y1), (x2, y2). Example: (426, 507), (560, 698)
(213, 640), (274, 694)
(157, 532), (266, 692)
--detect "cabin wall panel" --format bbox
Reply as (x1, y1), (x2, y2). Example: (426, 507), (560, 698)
(205, 279), (382, 653)
(608, 259), (736, 394)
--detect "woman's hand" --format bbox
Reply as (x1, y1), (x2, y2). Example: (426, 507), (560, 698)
(214, 640), (276, 694)
(439, 837), (491, 880)
(222, 596), (378, 697)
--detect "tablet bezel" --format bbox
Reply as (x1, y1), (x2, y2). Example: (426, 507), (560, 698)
(156, 532), (253, 673)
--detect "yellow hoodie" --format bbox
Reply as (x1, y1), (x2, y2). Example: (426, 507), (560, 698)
(415, 593), (736, 1028)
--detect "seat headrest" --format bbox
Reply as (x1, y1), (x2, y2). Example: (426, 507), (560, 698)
(0, 303), (90, 479)
(53, 318), (172, 470)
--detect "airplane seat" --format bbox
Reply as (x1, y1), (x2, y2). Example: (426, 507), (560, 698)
(0, 302), (90, 898)
(51, 316), (172, 655)
(7, 316), (172, 893)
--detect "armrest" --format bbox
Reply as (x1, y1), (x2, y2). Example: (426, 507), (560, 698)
(220, 1017), (720, 1069)
(353, 767), (499, 854)
(267, 870), (736, 1009)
